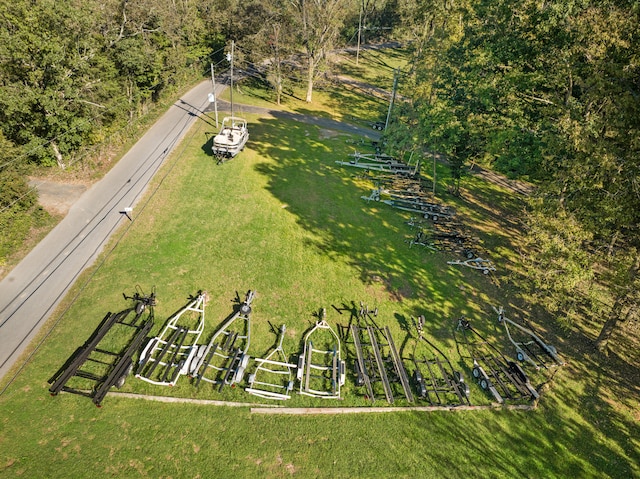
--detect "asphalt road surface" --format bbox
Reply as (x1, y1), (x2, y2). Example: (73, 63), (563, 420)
(0, 80), (216, 382)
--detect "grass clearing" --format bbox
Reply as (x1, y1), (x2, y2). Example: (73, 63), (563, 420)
(1, 49), (638, 479)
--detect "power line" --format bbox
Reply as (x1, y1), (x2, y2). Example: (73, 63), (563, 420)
(0, 102), (203, 396)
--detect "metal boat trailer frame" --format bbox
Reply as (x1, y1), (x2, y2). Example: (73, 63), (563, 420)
(494, 306), (564, 370)
(297, 310), (346, 399)
(410, 316), (470, 406)
(348, 304), (414, 404)
(245, 324), (297, 400)
(49, 290), (156, 406)
(456, 317), (539, 403)
(190, 290), (254, 391)
(136, 292), (206, 387)
(447, 257), (496, 274)
(337, 152), (421, 177)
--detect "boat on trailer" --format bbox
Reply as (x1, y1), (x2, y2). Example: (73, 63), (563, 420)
(212, 116), (248, 159)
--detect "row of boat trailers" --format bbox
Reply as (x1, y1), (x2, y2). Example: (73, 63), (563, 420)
(48, 290), (563, 407)
(337, 151), (496, 275)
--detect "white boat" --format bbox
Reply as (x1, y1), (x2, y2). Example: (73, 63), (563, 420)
(212, 116), (248, 158)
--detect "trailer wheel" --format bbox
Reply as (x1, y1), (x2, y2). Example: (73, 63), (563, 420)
(454, 371), (464, 383)
(115, 364), (133, 389)
(240, 304), (252, 315)
(432, 214), (439, 222)
(472, 367), (480, 379)
(461, 382), (471, 398)
(480, 378), (489, 390)
(135, 302), (146, 315)
(516, 351), (525, 362)
(465, 250), (475, 259)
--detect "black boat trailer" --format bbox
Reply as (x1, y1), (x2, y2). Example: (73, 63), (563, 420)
(455, 317), (539, 403)
(347, 303), (414, 404)
(409, 316), (470, 406)
(48, 289), (156, 406)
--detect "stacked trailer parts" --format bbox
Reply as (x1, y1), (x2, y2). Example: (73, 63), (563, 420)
(136, 292), (207, 386)
(190, 290), (254, 391)
(245, 324), (297, 400)
(297, 310), (346, 399)
(494, 306), (565, 370)
(455, 317), (539, 404)
(49, 290), (156, 406)
(349, 304), (414, 404)
(409, 316), (470, 406)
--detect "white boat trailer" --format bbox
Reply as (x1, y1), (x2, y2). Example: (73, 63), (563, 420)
(245, 324), (297, 400)
(136, 292), (207, 386)
(297, 310), (346, 399)
(447, 257), (496, 274)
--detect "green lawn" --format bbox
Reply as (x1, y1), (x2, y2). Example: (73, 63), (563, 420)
(0, 50), (638, 479)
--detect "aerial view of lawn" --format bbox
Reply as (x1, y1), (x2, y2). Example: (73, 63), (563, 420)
(0, 46), (638, 479)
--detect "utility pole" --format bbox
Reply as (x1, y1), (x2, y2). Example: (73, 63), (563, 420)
(356, 3), (363, 65)
(432, 151), (437, 196)
(229, 41), (235, 118)
(385, 69), (398, 131)
(210, 63), (219, 128)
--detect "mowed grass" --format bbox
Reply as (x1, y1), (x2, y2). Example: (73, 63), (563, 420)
(1, 57), (639, 478)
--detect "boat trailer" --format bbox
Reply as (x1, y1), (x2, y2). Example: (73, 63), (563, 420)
(245, 324), (297, 400)
(455, 317), (539, 403)
(336, 151), (421, 177)
(49, 288), (156, 406)
(190, 290), (254, 391)
(494, 306), (564, 370)
(136, 291), (207, 387)
(297, 309), (346, 399)
(347, 303), (414, 404)
(409, 315), (470, 406)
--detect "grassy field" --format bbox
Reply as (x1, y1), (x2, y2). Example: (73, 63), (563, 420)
(0, 47), (638, 478)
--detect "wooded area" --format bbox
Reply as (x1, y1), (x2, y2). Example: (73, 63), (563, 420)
(1, 0), (638, 354)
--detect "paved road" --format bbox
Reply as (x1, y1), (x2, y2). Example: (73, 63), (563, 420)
(0, 80), (215, 382)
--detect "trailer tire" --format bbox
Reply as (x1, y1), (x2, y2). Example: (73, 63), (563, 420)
(472, 367), (480, 379)
(135, 302), (146, 315)
(240, 304), (252, 315)
(115, 365), (133, 389)
(480, 378), (489, 390)
(516, 351), (525, 362)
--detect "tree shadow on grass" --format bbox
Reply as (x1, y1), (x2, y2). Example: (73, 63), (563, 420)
(247, 113), (639, 477)
(249, 116), (466, 315)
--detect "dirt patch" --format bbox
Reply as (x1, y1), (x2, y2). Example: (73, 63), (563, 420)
(318, 128), (341, 139)
(28, 178), (88, 216)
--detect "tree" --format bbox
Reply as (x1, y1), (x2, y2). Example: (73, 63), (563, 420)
(289, 0), (351, 102)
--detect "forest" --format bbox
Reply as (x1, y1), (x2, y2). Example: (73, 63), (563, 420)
(0, 0), (638, 356)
